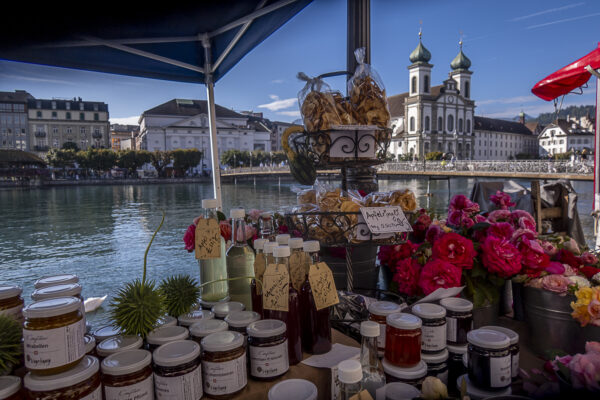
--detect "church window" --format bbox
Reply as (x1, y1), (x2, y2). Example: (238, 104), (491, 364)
(424, 75), (430, 92)
(425, 116), (430, 131)
(411, 77), (417, 94)
(447, 115), (454, 132)
(464, 81), (470, 98)
(466, 119), (471, 133)
(458, 118), (463, 133)
(410, 117), (415, 131)
(438, 117), (443, 132)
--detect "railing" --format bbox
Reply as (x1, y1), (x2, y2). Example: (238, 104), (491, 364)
(377, 160), (594, 175)
(220, 165), (291, 175)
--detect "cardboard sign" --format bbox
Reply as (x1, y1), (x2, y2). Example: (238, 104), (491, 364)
(253, 253), (266, 295)
(349, 390), (374, 400)
(262, 263), (289, 312)
(359, 206), (413, 234)
(195, 218), (221, 260)
(308, 262), (339, 310)
(289, 252), (308, 292)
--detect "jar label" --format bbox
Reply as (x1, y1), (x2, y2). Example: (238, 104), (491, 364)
(249, 340), (289, 378)
(0, 305), (23, 324)
(104, 375), (154, 400)
(81, 385), (102, 400)
(421, 324), (446, 352)
(23, 317), (85, 370)
(155, 365), (203, 400)
(202, 352), (247, 395)
(377, 322), (386, 350)
(490, 355), (511, 387)
(446, 317), (457, 342)
(512, 352), (519, 378)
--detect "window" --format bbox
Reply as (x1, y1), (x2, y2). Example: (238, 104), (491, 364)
(447, 115), (454, 132)
(464, 81), (470, 98)
(36, 101), (42, 109)
(466, 119), (471, 133)
(93, 104), (99, 111)
(66, 127), (72, 134)
(458, 118), (463, 133)
(79, 103), (84, 111)
(80, 127), (86, 134)
(51, 101), (56, 110)
(66, 102), (71, 110)
(66, 112), (71, 120)
(410, 117), (415, 131)
(411, 76), (417, 94)
(438, 117), (443, 132)
(424, 116), (430, 131)
(424, 75), (430, 92)
(53, 127), (58, 134)
(52, 111), (57, 119)
(79, 113), (85, 121)
(94, 113), (99, 121)
(36, 111), (42, 118)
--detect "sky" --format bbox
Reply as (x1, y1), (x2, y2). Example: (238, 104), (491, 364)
(1, 0), (599, 125)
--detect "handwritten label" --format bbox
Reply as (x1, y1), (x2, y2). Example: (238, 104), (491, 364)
(360, 206), (413, 234)
(349, 390), (374, 400)
(262, 264), (289, 312)
(254, 253), (266, 295)
(308, 262), (339, 310)
(195, 219), (221, 260)
(289, 252), (307, 292)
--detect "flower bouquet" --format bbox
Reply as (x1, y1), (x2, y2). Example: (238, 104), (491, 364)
(551, 341), (600, 395)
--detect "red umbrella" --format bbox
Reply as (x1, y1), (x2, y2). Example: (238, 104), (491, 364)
(531, 43), (600, 101)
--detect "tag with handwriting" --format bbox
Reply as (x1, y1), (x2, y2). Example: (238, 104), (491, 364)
(254, 253), (266, 295)
(308, 262), (339, 310)
(289, 252), (307, 292)
(262, 263), (289, 312)
(195, 219), (221, 260)
(360, 206), (413, 234)
(349, 390), (374, 400)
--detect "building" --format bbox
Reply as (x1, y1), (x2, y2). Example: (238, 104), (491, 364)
(111, 124), (139, 150)
(27, 97), (110, 156)
(473, 114), (537, 160)
(0, 90), (34, 151)
(538, 119), (594, 156)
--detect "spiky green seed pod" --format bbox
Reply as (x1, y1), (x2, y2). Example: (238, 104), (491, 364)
(159, 275), (200, 317)
(110, 279), (163, 338)
(0, 314), (23, 374)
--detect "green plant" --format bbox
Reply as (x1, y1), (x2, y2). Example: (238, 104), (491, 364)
(0, 315), (23, 374)
(159, 275), (200, 317)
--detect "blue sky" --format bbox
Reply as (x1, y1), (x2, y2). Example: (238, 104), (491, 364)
(1, 0), (599, 125)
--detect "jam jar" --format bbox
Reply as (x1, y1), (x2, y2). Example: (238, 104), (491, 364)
(156, 315), (178, 328)
(224, 311), (260, 335)
(24, 355), (101, 400)
(146, 325), (189, 352)
(381, 359), (427, 388)
(447, 344), (467, 395)
(201, 331), (247, 399)
(247, 319), (289, 381)
(34, 274), (79, 289)
(101, 349), (154, 400)
(467, 329), (511, 390)
(211, 301), (245, 320)
(153, 340), (203, 400)
(23, 297), (86, 375)
(96, 335), (143, 359)
(268, 379), (318, 400)
(385, 313), (422, 367)
(92, 325), (122, 343)
(178, 310), (214, 327)
(200, 296), (230, 310)
(189, 319), (229, 343)
(421, 349), (449, 385)
(440, 297), (473, 345)
(368, 301), (403, 357)
(0, 286), (24, 323)
(411, 303), (446, 354)
(31, 283), (84, 303)
(0, 376), (22, 400)
(480, 325), (519, 380)
(84, 334), (97, 356)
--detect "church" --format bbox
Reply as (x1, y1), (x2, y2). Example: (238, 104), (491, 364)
(388, 33), (537, 160)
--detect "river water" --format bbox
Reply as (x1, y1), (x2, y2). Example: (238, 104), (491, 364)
(0, 177), (594, 327)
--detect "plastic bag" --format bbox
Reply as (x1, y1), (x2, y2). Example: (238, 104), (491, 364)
(297, 72), (342, 132)
(347, 48), (391, 128)
(331, 91), (357, 125)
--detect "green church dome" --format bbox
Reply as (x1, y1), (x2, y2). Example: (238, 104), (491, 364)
(409, 33), (431, 64)
(451, 41), (471, 70)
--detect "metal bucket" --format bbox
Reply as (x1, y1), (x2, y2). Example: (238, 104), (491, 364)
(321, 245), (379, 291)
(473, 301), (499, 329)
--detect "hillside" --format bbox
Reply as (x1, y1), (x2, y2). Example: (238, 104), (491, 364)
(534, 105), (595, 124)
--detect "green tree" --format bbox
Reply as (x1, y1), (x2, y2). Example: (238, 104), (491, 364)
(47, 149), (77, 169)
(62, 141), (79, 151)
(117, 150), (152, 176)
(150, 150), (172, 177)
(425, 151), (444, 161)
(172, 149), (203, 176)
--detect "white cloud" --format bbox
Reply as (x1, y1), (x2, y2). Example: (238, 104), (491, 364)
(271, 79), (284, 84)
(258, 97), (297, 111)
(477, 95), (537, 106)
(269, 94), (279, 100)
(110, 116), (140, 125)
(277, 110), (301, 117)
(526, 12), (600, 30)
(509, 3), (585, 22)
(0, 73), (76, 85)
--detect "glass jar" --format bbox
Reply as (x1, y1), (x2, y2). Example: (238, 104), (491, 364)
(101, 349), (154, 400)
(201, 331), (247, 399)
(480, 325), (519, 380)
(368, 301), (402, 357)
(0, 376), (22, 400)
(189, 319), (229, 344)
(84, 334), (97, 356)
(411, 303), (446, 354)
(156, 315), (178, 328)
(0, 286), (24, 323)
(92, 325), (122, 343)
(24, 356), (101, 400)
(447, 344), (467, 395)
(211, 301), (245, 320)
(385, 313), (422, 367)
(467, 329), (511, 390)
(275, 234), (290, 245)
(338, 359), (363, 400)
(200, 296), (230, 311)
(153, 340), (203, 400)
(440, 297), (473, 345)
(456, 374), (512, 399)
(259, 212), (275, 241)
(224, 311), (260, 335)
(34, 274), (79, 289)
(178, 310), (214, 327)
(146, 325), (189, 352)
(421, 349), (449, 385)
(263, 242), (277, 267)
(31, 283), (84, 302)
(381, 359), (427, 388)
(381, 382), (421, 400)
(268, 379), (317, 400)
(247, 319), (289, 381)
(97, 335), (143, 359)
(23, 297), (86, 375)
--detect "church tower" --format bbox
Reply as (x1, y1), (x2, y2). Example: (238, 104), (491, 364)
(449, 40), (472, 99)
(408, 30), (433, 97)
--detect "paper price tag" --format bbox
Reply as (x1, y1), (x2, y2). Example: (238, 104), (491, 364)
(262, 263), (289, 312)
(195, 218), (221, 260)
(360, 206), (413, 234)
(254, 253), (266, 295)
(289, 252), (308, 292)
(349, 390), (374, 400)
(308, 262), (339, 310)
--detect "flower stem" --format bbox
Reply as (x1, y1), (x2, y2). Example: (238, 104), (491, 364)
(198, 276), (262, 290)
(143, 211), (165, 284)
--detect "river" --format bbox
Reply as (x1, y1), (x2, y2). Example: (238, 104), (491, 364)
(0, 177), (594, 327)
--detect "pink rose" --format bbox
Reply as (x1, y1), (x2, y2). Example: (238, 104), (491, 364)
(183, 224), (196, 252)
(581, 252), (599, 266)
(425, 224), (444, 244)
(526, 277), (544, 289)
(588, 300), (600, 320)
(449, 195), (480, 215)
(393, 258), (422, 297)
(545, 261), (566, 275)
(418, 259), (462, 295)
(488, 222), (514, 240)
(541, 275), (571, 295)
(474, 214), (487, 223)
(540, 241), (558, 256)
(511, 209), (536, 224)
(432, 232), (475, 269)
(564, 238), (581, 255)
(563, 264), (577, 276)
(481, 235), (522, 278)
(447, 210), (475, 229)
(490, 190), (515, 210)
(488, 209), (512, 223)
(586, 342), (600, 355)
(219, 221), (232, 242)
(519, 238), (550, 277)
(568, 353), (600, 391)
(518, 217), (537, 232)
(510, 228), (538, 245)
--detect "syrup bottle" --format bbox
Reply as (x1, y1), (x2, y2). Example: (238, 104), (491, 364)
(225, 208), (255, 310)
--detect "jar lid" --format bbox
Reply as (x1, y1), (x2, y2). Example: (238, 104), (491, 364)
(157, 315), (178, 327)
(25, 356), (99, 391)
(303, 240), (320, 253)
(31, 283), (82, 301)
(189, 319), (229, 338)
(254, 238), (268, 251)
(84, 334), (96, 354)
(97, 335), (143, 357)
(202, 198), (217, 208)
(260, 212), (273, 218)
(264, 242), (278, 254)
(0, 376), (20, 398)
(383, 382), (421, 400)
(178, 310), (214, 326)
(224, 311), (260, 328)
(275, 234), (290, 245)
(411, 303), (446, 319)
(200, 296), (230, 309)
(479, 326), (519, 345)
(101, 349), (152, 376)
(201, 331), (244, 352)
(0, 286), (22, 300)
(92, 325), (122, 342)
(467, 329), (510, 350)
(382, 359), (428, 380)
(386, 312), (422, 330)
(147, 325), (189, 346)
(440, 297), (473, 312)
(34, 274), (79, 289)
(274, 246), (290, 258)
(230, 208), (245, 219)
(268, 379), (318, 400)
(421, 348), (449, 364)
(211, 301), (245, 319)
(247, 319), (286, 338)
(456, 374), (512, 398)
(23, 296), (81, 319)
(447, 343), (468, 355)
(360, 321), (380, 338)
(288, 238), (304, 249)
(337, 359), (362, 384)
(368, 301), (402, 316)
(153, 340), (200, 367)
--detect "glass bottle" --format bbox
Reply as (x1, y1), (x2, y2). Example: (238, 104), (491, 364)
(359, 321), (386, 397)
(251, 238), (268, 318)
(225, 208), (255, 311)
(263, 242), (277, 267)
(300, 240), (332, 354)
(275, 234), (290, 246)
(259, 212), (275, 241)
(338, 359), (363, 400)
(198, 199), (229, 302)
(263, 246), (303, 365)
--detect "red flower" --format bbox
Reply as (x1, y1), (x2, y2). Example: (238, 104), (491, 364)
(488, 222), (514, 240)
(579, 266), (600, 279)
(519, 238), (550, 277)
(378, 242), (417, 270)
(183, 224), (196, 253)
(481, 235), (522, 278)
(580, 252), (599, 266)
(557, 249), (582, 269)
(426, 224), (444, 244)
(449, 195), (480, 215)
(490, 191), (515, 210)
(447, 210), (475, 229)
(432, 232), (475, 269)
(488, 209), (512, 223)
(418, 259), (462, 295)
(219, 221), (232, 242)
(393, 258), (422, 296)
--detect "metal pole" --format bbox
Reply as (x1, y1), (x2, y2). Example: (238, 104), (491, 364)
(347, 0), (370, 78)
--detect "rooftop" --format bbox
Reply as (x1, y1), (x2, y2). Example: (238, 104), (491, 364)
(474, 116), (533, 135)
(143, 99), (246, 119)
(0, 90), (35, 103)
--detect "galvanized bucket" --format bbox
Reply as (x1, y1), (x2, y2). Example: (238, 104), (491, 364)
(321, 245), (379, 291)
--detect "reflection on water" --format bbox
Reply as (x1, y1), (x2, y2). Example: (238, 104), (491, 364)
(0, 178), (594, 327)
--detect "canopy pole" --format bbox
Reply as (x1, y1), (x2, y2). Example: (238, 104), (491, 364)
(594, 69), (600, 249)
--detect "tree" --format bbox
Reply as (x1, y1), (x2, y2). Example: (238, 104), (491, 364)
(47, 149), (77, 169)
(150, 150), (172, 177)
(172, 149), (203, 176)
(62, 141), (79, 151)
(425, 151), (444, 161)
(117, 150), (152, 176)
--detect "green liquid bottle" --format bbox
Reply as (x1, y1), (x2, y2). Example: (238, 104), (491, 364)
(198, 199), (228, 302)
(226, 208), (255, 310)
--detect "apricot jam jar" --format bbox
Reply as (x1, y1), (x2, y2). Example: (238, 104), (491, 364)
(153, 340), (203, 400)
(0, 286), (24, 323)
(201, 331), (247, 399)
(385, 313), (422, 368)
(101, 349), (154, 400)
